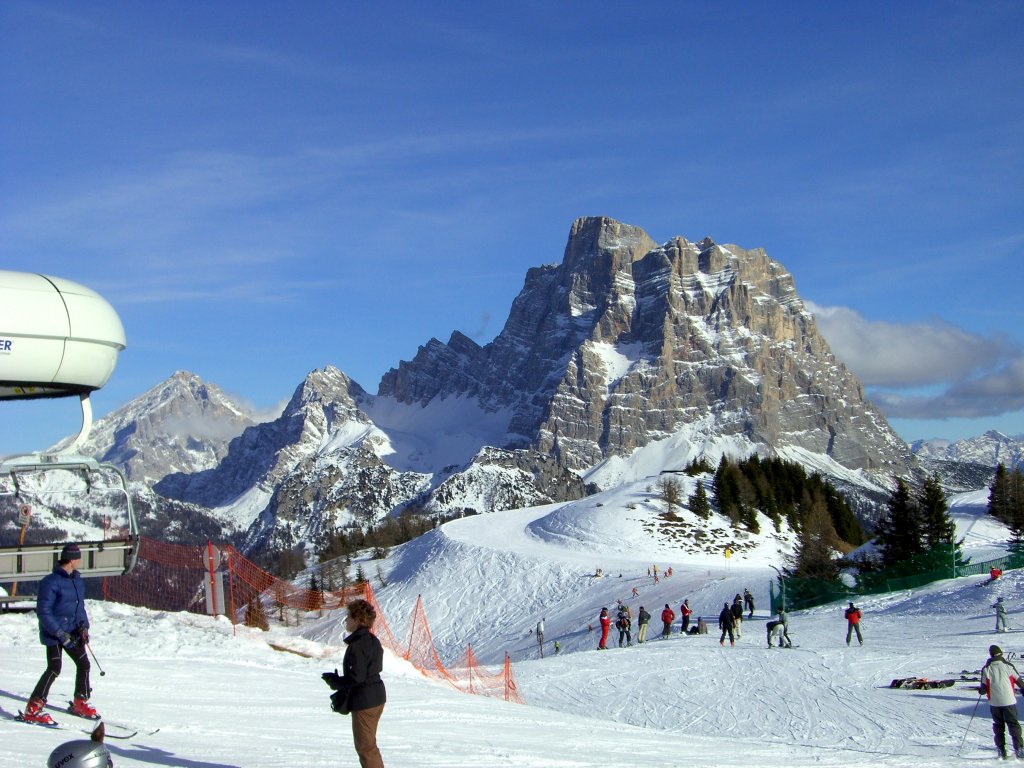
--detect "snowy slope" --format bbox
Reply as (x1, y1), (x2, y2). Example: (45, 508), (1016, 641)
(0, 488), (1016, 767)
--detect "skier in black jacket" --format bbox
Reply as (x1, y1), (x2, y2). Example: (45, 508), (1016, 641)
(340, 599), (387, 768)
(719, 603), (736, 646)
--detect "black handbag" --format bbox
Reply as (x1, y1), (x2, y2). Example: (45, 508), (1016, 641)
(322, 669), (352, 716)
(330, 686), (352, 715)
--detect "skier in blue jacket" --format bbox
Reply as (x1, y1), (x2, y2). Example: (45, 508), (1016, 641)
(22, 543), (96, 724)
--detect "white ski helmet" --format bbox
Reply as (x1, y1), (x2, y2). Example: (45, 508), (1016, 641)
(47, 739), (113, 768)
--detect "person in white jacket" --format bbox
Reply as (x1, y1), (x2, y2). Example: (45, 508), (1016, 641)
(980, 644), (1024, 759)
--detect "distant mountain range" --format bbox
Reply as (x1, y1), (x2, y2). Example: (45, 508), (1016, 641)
(44, 217), (1021, 556)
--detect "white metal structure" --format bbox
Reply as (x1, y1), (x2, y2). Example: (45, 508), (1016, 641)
(0, 270), (138, 586)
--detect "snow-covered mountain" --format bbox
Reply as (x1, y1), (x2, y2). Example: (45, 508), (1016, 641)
(53, 370), (259, 485)
(912, 430), (1024, 470)
(49, 217), (986, 555)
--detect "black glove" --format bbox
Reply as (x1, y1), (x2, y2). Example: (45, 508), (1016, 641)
(78, 625), (90, 644)
(57, 631), (78, 650)
(321, 670), (342, 690)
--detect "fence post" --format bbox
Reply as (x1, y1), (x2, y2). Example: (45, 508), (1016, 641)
(406, 595), (421, 662)
(206, 541), (219, 617)
(504, 653), (511, 702)
(226, 548), (237, 636)
(467, 645), (474, 694)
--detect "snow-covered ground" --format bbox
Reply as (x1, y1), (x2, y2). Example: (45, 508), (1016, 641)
(0, 487), (1017, 767)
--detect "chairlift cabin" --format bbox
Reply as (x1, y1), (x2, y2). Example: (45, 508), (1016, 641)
(0, 270), (138, 591)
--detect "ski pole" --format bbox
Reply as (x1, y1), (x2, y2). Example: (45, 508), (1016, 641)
(958, 691), (983, 756)
(85, 642), (106, 677)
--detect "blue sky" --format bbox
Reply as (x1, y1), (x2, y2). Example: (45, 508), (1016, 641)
(2, 0), (1022, 455)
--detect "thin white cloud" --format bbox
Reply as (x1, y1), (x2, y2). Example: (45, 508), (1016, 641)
(808, 301), (1024, 419)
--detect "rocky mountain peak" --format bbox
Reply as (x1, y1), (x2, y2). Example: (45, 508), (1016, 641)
(65, 370), (257, 484)
(379, 216), (912, 477)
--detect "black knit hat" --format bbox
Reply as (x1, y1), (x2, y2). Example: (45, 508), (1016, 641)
(60, 542), (82, 561)
(990, 645), (1003, 658)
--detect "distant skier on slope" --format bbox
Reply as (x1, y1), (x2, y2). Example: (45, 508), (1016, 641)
(994, 597), (1010, 633)
(980, 644), (1024, 759)
(744, 588), (755, 619)
(661, 604), (675, 638)
(637, 606), (652, 643)
(536, 618), (545, 657)
(845, 601), (864, 646)
(731, 594), (744, 639)
(777, 607), (792, 648)
(616, 604), (633, 647)
(718, 602), (736, 646)
(680, 599), (692, 634)
(598, 608), (611, 650)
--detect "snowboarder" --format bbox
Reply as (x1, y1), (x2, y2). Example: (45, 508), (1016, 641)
(554, 640), (561, 655)
(994, 597), (1010, 633)
(845, 601), (863, 646)
(637, 606), (652, 643)
(536, 618), (545, 657)
(989, 566), (1004, 585)
(980, 644), (1024, 759)
(661, 604), (675, 638)
(616, 605), (633, 647)
(744, 588), (755, 619)
(731, 594), (744, 638)
(24, 543), (95, 725)
(718, 602), (736, 646)
(598, 607), (611, 649)
(680, 599), (692, 634)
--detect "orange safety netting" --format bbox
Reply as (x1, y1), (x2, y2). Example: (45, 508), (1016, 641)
(101, 536), (523, 704)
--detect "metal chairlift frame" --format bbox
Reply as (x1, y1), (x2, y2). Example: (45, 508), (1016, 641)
(0, 394), (140, 587)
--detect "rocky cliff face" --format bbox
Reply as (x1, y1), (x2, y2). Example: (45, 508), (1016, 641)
(380, 216), (912, 478)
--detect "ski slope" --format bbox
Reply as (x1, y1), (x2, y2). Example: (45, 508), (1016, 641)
(0, 486), (1017, 767)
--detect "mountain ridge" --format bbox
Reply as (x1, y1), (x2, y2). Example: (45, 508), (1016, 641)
(35, 217), (1010, 556)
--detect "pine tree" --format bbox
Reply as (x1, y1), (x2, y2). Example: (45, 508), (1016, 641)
(920, 473), (955, 548)
(1007, 467), (1024, 551)
(989, 464), (1012, 524)
(919, 472), (964, 574)
(791, 490), (840, 581)
(874, 477), (924, 567)
(688, 480), (711, 520)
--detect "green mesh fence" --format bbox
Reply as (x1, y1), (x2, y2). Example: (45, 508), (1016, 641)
(770, 549), (1024, 612)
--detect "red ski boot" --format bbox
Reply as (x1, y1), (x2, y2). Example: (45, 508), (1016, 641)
(21, 698), (56, 725)
(69, 697), (99, 719)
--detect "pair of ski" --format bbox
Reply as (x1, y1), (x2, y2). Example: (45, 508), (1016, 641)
(13, 699), (158, 738)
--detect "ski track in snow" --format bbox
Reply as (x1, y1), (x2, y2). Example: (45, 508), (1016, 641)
(0, 488), (1013, 766)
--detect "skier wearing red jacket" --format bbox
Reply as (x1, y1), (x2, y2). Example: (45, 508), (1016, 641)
(680, 599), (693, 634)
(598, 608), (611, 650)
(660, 604), (675, 638)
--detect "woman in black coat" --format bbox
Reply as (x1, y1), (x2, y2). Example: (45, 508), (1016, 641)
(343, 599), (386, 768)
